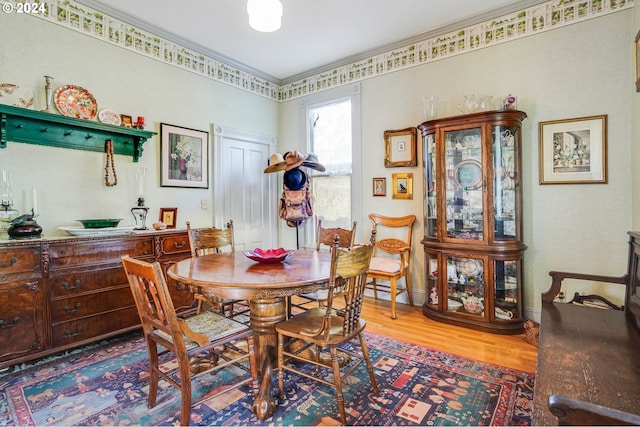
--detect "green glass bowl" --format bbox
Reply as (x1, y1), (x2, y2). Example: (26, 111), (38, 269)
(77, 219), (123, 229)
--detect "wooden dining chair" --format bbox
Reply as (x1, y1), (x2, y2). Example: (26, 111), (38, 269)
(121, 255), (258, 426)
(276, 235), (378, 426)
(186, 220), (250, 321)
(365, 213), (416, 319)
(289, 219), (357, 315)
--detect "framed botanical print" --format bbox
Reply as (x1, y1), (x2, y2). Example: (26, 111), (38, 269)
(538, 115), (607, 184)
(160, 123), (209, 188)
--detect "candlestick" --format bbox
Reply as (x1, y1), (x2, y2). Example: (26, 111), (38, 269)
(32, 187), (37, 216)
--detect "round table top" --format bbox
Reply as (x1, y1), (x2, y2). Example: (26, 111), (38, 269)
(167, 250), (331, 300)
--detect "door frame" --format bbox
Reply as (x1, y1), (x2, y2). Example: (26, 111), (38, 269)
(212, 124), (278, 247)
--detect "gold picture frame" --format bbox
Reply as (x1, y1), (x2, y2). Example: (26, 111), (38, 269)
(159, 207), (178, 228)
(392, 173), (413, 199)
(635, 29), (640, 92)
(373, 177), (386, 196)
(384, 127), (417, 167)
(538, 115), (607, 184)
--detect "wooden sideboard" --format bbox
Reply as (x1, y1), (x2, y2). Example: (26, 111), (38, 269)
(0, 230), (194, 370)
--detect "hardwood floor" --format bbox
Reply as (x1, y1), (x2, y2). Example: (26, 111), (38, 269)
(359, 296), (538, 374)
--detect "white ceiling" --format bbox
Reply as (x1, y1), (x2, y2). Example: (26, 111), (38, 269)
(82, 0), (539, 83)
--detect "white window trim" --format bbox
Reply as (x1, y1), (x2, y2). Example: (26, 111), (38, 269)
(297, 83), (363, 246)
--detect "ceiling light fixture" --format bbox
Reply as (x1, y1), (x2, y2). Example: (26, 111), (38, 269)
(247, 0), (283, 32)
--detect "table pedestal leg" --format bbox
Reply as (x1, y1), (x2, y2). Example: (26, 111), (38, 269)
(250, 297), (285, 420)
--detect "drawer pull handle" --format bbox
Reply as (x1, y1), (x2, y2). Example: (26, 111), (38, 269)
(0, 316), (20, 329)
(0, 258), (17, 269)
(63, 303), (82, 314)
(173, 241), (186, 249)
(61, 279), (81, 290)
(64, 326), (83, 338)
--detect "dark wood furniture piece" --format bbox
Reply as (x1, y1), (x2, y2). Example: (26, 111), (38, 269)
(122, 255), (257, 426)
(0, 230), (194, 371)
(419, 110), (527, 334)
(167, 250), (332, 420)
(277, 239), (377, 425)
(533, 231), (640, 425)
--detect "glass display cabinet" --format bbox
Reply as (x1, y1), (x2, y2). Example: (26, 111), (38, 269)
(419, 110), (527, 334)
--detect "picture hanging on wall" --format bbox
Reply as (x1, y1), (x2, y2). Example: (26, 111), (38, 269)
(160, 123), (209, 188)
(384, 127), (417, 167)
(392, 173), (413, 199)
(538, 115), (607, 185)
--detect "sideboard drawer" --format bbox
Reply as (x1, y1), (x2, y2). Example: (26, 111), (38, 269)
(50, 286), (134, 322)
(160, 233), (190, 255)
(49, 267), (127, 298)
(48, 237), (155, 269)
(0, 246), (40, 275)
(51, 307), (140, 347)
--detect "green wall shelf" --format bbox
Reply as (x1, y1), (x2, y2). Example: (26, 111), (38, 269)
(0, 104), (156, 162)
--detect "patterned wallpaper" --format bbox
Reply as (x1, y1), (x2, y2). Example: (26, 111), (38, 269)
(11, 0), (636, 102)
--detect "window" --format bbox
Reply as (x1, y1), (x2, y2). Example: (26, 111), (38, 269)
(299, 84), (362, 246)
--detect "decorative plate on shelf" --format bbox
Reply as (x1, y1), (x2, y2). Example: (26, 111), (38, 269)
(454, 159), (482, 189)
(98, 109), (121, 126)
(459, 259), (482, 276)
(54, 84), (98, 120)
(244, 248), (294, 264)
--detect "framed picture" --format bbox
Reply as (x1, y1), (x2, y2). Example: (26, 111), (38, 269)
(159, 207), (178, 228)
(392, 173), (413, 199)
(120, 114), (133, 128)
(384, 127), (417, 167)
(538, 115), (607, 184)
(373, 177), (386, 196)
(160, 123), (209, 188)
(635, 29), (640, 92)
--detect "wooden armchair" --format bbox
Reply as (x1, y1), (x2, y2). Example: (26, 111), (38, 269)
(276, 236), (378, 425)
(186, 220), (250, 321)
(365, 213), (416, 319)
(289, 219), (357, 314)
(121, 255), (257, 426)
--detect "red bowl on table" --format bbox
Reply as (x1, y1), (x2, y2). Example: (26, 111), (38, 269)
(244, 248), (294, 264)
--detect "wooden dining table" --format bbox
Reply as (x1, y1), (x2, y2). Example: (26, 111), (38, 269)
(167, 249), (332, 420)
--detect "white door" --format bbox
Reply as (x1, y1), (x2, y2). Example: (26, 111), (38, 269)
(213, 126), (276, 251)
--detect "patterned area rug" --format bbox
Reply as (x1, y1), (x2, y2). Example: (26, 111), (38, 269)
(0, 331), (534, 426)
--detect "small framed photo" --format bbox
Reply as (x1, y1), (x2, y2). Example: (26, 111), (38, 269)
(392, 173), (413, 199)
(384, 127), (417, 167)
(159, 207), (178, 228)
(160, 123), (209, 188)
(538, 115), (607, 184)
(120, 114), (133, 128)
(373, 177), (386, 196)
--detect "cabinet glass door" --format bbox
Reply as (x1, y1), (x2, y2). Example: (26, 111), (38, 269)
(426, 253), (439, 308)
(425, 133), (437, 238)
(494, 259), (520, 320)
(493, 126), (520, 240)
(446, 255), (485, 317)
(444, 128), (483, 241)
